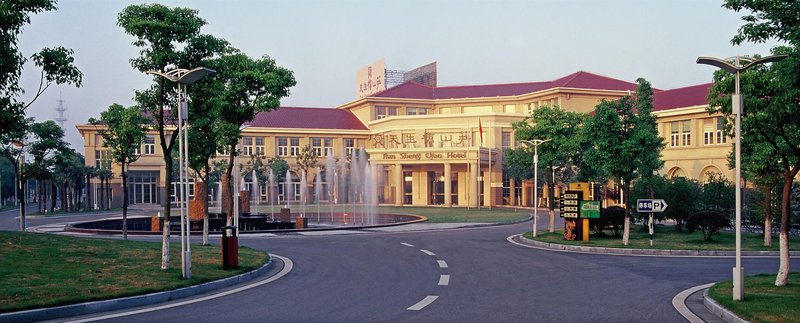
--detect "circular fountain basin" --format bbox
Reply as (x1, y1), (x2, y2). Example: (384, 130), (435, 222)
(65, 212), (426, 235)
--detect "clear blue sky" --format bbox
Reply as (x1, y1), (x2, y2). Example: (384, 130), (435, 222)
(17, 0), (782, 149)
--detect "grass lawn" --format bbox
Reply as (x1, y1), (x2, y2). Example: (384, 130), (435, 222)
(523, 225), (800, 251)
(248, 205), (531, 224)
(708, 272), (800, 323)
(375, 206), (530, 223)
(0, 231), (268, 313)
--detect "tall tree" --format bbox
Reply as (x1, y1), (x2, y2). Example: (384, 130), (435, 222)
(707, 49), (800, 286)
(118, 3), (225, 270)
(90, 104), (147, 240)
(509, 105), (584, 232)
(0, 0), (81, 230)
(586, 79), (660, 245)
(209, 53), (295, 223)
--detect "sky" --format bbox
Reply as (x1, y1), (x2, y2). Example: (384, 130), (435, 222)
(17, 0), (782, 150)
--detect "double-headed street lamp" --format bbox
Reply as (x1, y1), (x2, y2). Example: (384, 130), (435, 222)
(697, 54), (786, 301)
(146, 67), (216, 279)
(520, 139), (550, 238)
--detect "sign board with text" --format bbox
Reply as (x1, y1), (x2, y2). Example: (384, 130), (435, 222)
(636, 199), (668, 213)
(559, 190), (583, 218)
(580, 201), (600, 219)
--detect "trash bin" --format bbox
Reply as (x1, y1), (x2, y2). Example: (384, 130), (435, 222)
(221, 226), (238, 270)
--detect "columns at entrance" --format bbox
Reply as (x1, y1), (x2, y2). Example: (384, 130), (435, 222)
(469, 162), (478, 207)
(394, 163), (402, 206)
(444, 163), (452, 207)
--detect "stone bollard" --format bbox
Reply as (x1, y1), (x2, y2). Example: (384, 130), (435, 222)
(295, 217), (307, 230)
(280, 208), (291, 222)
(151, 215), (161, 232)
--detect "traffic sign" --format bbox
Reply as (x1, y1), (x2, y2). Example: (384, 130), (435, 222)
(636, 199), (668, 213)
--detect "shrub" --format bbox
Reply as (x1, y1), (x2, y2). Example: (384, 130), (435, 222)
(590, 206), (625, 236)
(686, 211), (731, 241)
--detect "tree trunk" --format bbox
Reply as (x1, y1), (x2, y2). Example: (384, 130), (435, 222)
(763, 185), (772, 247)
(161, 156), (173, 270)
(62, 182), (68, 211)
(203, 164), (210, 246)
(37, 180), (43, 213)
(88, 175), (93, 210)
(622, 180), (631, 246)
(547, 173), (555, 233)
(775, 169), (796, 286)
(106, 178), (111, 209)
(224, 147), (236, 226)
(122, 163), (128, 240)
(17, 174), (25, 231)
(50, 181), (56, 213)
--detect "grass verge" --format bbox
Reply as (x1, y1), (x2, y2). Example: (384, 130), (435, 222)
(708, 272), (799, 323)
(0, 231), (268, 313)
(375, 206), (530, 223)
(522, 225), (799, 251)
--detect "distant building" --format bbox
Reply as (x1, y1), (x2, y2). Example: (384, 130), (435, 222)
(77, 70), (727, 208)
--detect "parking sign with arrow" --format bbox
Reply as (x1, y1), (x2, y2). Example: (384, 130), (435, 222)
(636, 199), (668, 213)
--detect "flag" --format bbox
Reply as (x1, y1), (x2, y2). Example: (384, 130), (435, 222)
(478, 117), (484, 146)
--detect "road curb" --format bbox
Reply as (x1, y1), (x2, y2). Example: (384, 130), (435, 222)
(703, 288), (750, 323)
(0, 255), (278, 323)
(517, 234), (799, 257)
(672, 283), (714, 323)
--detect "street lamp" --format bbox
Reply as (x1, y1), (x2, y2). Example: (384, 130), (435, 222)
(520, 139), (551, 238)
(146, 67), (216, 280)
(697, 54), (787, 301)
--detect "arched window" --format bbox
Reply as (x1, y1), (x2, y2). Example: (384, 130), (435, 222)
(667, 167), (686, 179)
(699, 165), (723, 184)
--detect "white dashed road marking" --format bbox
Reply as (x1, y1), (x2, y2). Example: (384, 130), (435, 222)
(407, 296), (439, 311)
(437, 260), (448, 268)
(438, 275), (450, 286)
(420, 249), (436, 256)
(401, 242), (414, 247)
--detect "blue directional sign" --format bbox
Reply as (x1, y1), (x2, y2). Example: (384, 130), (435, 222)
(636, 199), (668, 213)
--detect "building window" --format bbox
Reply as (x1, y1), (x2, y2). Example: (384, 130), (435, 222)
(670, 120), (691, 147)
(255, 137), (265, 156)
(144, 135), (155, 155)
(375, 106), (398, 119)
(311, 137), (333, 156)
(170, 179), (195, 205)
(407, 107), (428, 115)
(242, 137), (254, 156)
(344, 138), (356, 156)
(501, 131), (512, 149)
(94, 149), (110, 169)
(703, 117), (728, 145)
(277, 137), (288, 156)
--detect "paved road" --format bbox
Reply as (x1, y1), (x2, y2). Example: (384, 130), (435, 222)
(5, 208), (797, 322)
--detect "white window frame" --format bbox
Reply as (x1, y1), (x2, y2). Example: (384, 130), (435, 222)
(144, 135), (156, 155)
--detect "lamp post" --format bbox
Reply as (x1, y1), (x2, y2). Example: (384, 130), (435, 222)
(520, 139), (550, 238)
(146, 67), (216, 280)
(697, 54), (787, 301)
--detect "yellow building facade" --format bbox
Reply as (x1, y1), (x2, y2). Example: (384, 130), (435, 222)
(77, 71), (730, 208)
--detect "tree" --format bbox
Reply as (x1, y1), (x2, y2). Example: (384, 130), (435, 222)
(208, 53), (295, 223)
(90, 104), (147, 240)
(0, 1), (81, 230)
(707, 49), (800, 286)
(723, 0), (800, 287)
(585, 79), (661, 245)
(118, 3), (226, 270)
(510, 105), (584, 232)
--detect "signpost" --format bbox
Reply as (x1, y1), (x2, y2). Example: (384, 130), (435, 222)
(637, 199), (668, 246)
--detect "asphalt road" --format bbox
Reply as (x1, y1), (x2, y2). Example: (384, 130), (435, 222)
(4, 208), (798, 322)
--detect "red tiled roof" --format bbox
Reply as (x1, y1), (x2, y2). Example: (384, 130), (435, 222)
(372, 71), (640, 100)
(653, 83), (712, 111)
(246, 107), (368, 130)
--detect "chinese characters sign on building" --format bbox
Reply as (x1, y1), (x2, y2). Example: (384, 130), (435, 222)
(369, 130), (473, 149)
(355, 59), (386, 99)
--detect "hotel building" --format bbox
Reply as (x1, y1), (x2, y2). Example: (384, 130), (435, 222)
(77, 70), (725, 208)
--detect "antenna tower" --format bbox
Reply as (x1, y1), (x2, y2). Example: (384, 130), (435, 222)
(55, 88), (67, 129)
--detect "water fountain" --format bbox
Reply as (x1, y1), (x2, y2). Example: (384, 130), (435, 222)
(285, 170), (294, 209)
(315, 166), (322, 223)
(325, 154), (335, 222)
(300, 169), (308, 218)
(268, 169), (275, 220)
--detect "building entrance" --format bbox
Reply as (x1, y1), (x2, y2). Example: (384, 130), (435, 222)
(128, 171), (158, 204)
